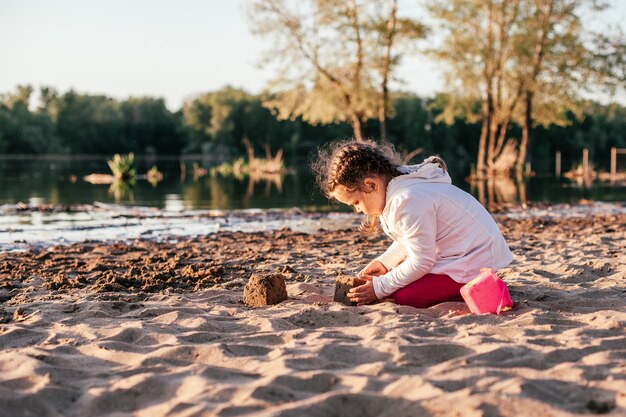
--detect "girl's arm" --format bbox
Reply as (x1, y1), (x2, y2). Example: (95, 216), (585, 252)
(372, 196), (437, 299)
(376, 241), (407, 271)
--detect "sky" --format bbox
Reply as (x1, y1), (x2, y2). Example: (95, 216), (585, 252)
(1, 0), (625, 111)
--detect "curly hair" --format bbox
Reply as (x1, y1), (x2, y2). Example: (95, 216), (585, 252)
(310, 138), (403, 198)
(310, 139), (403, 233)
(311, 138), (449, 233)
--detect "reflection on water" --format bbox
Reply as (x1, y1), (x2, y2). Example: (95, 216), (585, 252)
(0, 157), (625, 210)
(243, 173), (283, 204)
(0, 158), (324, 210)
(471, 177), (528, 211)
(164, 194), (185, 212)
(108, 179), (135, 202)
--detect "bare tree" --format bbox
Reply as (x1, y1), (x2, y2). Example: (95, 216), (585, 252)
(429, 0), (625, 178)
(247, 0), (425, 141)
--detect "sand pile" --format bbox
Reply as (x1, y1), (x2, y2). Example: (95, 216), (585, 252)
(0, 213), (624, 416)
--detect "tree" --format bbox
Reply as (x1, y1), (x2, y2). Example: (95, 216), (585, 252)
(183, 87), (258, 153)
(0, 85), (58, 153)
(55, 91), (125, 154)
(120, 97), (183, 154)
(429, 0), (625, 178)
(182, 87), (299, 155)
(371, 0), (427, 139)
(247, 0), (425, 141)
(38, 86), (60, 122)
(429, 0), (521, 176)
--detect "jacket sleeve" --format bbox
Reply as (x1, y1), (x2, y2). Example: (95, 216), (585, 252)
(376, 241), (407, 271)
(372, 195), (437, 298)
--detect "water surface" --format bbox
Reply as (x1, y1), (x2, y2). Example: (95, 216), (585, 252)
(1, 157), (625, 210)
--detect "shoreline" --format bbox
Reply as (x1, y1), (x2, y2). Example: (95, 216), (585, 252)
(1, 200), (625, 253)
(0, 209), (624, 415)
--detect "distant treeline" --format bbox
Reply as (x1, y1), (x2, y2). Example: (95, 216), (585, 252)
(1, 85), (625, 172)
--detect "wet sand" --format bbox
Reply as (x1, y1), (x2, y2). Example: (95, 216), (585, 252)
(0, 212), (624, 416)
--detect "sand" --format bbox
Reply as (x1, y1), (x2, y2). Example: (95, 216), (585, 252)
(0, 211), (624, 416)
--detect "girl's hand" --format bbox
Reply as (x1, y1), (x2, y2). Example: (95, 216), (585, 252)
(348, 279), (378, 306)
(358, 260), (388, 278)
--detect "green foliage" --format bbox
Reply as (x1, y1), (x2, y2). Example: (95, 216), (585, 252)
(182, 87), (307, 156)
(121, 97), (184, 154)
(210, 137), (285, 179)
(0, 86), (187, 156)
(0, 83), (624, 178)
(0, 85), (60, 153)
(427, 0), (625, 175)
(248, 0), (426, 139)
(532, 101), (626, 171)
(56, 91), (125, 154)
(210, 158), (248, 178)
(146, 165), (163, 187)
(183, 87), (252, 151)
(107, 153), (136, 181)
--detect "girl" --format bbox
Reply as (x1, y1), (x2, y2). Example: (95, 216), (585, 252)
(311, 139), (513, 308)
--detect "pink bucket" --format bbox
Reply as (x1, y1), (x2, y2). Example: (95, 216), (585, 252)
(460, 268), (513, 315)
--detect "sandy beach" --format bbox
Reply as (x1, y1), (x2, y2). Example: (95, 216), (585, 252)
(0, 208), (624, 416)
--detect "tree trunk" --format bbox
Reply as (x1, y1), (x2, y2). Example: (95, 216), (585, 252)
(379, 0), (397, 141)
(477, 114), (489, 177)
(484, 1), (496, 176)
(379, 106), (388, 140)
(516, 0), (552, 174)
(517, 90), (532, 174)
(351, 114), (364, 141)
(486, 91), (498, 176)
(348, 0), (364, 89)
(487, 111), (498, 175)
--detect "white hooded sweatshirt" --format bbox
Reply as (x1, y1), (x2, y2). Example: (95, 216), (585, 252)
(372, 158), (513, 299)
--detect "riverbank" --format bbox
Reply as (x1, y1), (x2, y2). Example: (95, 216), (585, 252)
(0, 208), (624, 416)
(2, 200), (626, 252)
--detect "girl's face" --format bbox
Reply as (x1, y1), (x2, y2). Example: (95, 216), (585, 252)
(330, 177), (387, 215)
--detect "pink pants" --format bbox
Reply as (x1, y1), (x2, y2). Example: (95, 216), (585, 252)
(392, 273), (464, 308)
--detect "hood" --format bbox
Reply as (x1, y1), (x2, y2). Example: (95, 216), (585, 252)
(391, 156), (452, 188)
(383, 157), (451, 213)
